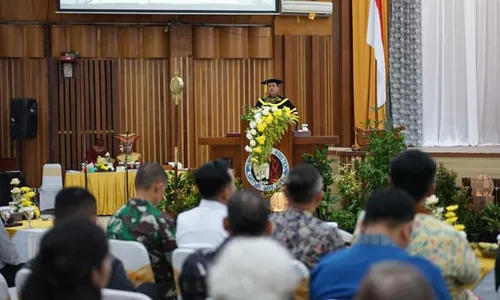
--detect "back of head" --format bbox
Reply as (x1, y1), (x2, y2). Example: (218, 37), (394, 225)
(54, 188), (97, 223)
(390, 150), (436, 201)
(208, 237), (298, 300)
(364, 188), (415, 228)
(226, 190), (270, 236)
(21, 218), (109, 300)
(195, 159), (232, 199)
(284, 164), (323, 204)
(356, 262), (435, 300)
(135, 163), (168, 191)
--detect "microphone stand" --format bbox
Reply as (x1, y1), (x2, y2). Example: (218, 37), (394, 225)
(83, 130), (88, 190)
(125, 131), (129, 201)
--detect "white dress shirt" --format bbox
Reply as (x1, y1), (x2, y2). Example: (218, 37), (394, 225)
(176, 199), (228, 248)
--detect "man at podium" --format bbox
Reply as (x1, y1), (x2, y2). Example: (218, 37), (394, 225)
(255, 78), (295, 110)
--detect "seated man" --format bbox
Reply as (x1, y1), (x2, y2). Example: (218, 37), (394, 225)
(310, 188), (451, 300)
(24, 187), (158, 299)
(0, 219), (22, 287)
(107, 163), (177, 300)
(85, 138), (107, 164)
(356, 262), (435, 300)
(176, 159), (236, 248)
(271, 164), (344, 269)
(179, 189), (272, 300)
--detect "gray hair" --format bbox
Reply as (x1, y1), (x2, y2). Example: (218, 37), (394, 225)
(208, 237), (299, 300)
(356, 261), (434, 300)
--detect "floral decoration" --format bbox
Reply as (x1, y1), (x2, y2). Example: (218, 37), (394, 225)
(425, 195), (465, 237)
(242, 101), (299, 165)
(425, 194), (444, 220)
(9, 178), (40, 219)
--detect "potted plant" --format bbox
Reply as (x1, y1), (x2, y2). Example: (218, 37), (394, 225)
(353, 107), (405, 151)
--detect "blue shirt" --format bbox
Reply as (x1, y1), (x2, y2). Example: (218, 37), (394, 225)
(310, 234), (451, 300)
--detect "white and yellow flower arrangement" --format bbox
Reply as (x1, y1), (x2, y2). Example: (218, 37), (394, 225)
(242, 101), (299, 165)
(425, 195), (465, 237)
(9, 178), (40, 219)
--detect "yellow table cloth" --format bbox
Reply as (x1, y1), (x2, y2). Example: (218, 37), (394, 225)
(6, 219), (53, 238)
(65, 172), (138, 215)
(65, 170), (187, 215)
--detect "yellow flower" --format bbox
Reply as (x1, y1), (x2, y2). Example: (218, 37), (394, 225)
(253, 147), (262, 154)
(33, 206), (40, 219)
(454, 224), (465, 231)
(445, 217), (458, 224)
(273, 109), (283, 117)
(20, 187), (31, 193)
(446, 205), (458, 211)
(256, 136), (266, 145)
(265, 115), (274, 124)
(257, 123), (267, 132)
(25, 191), (36, 199)
(445, 212), (456, 218)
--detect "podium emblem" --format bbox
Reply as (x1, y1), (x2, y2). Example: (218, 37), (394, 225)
(245, 148), (290, 192)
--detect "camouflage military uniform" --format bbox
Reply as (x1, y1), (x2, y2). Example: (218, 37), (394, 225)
(107, 198), (177, 300)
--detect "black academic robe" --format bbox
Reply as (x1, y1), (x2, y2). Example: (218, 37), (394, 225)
(255, 95), (295, 110)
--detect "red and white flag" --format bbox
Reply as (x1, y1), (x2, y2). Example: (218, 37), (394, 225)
(367, 0), (386, 108)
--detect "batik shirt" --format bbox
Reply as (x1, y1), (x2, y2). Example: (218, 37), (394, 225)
(271, 208), (344, 269)
(408, 214), (481, 300)
(107, 198), (177, 300)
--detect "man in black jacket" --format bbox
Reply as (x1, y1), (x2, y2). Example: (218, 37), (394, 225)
(25, 187), (158, 299)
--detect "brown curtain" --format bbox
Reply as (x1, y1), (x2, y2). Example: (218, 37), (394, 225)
(352, 0), (389, 129)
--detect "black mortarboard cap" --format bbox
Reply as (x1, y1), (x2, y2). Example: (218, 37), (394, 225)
(261, 78), (283, 85)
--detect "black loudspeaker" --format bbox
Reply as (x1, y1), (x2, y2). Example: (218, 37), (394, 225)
(10, 98), (38, 140)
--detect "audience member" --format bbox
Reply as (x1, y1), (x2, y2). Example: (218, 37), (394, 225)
(355, 262), (435, 300)
(21, 218), (111, 300)
(390, 150), (480, 298)
(24, 188), (159, 298)
(179, 189), (271, 300)
(310, 188), (451, 300)
(208, 237), (298, 300)
(0, 217), (22, 287)
(176, 159), (236, 248)
(107, 163), (177, 300)
(271, 164), (344, 269)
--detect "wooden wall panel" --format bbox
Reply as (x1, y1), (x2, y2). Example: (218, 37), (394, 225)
(273, 35), (335, 136)
(50, 25), (170, 58)
(115, 59), (171, 165)
(0, 59), (49, 187)
(0, 25), (45, 58)
(193, 27), (273, 59)
(192, 59), (273, 166)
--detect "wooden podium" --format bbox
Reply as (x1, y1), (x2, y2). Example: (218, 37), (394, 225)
(199, 120), (338, 188)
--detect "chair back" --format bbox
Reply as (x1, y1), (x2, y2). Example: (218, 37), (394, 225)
(14, 268), (32, 293)
(109, 239), (151, 271)
(324, 222), (353, 244)
(292, 260), (309, 300)
(172, 248), (196, 300)
(102, 288), (152, 300)
(41, 164), (63, 187)
(0, 273), (10, 300)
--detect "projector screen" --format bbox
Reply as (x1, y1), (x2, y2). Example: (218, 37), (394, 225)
(58, 0), (279, 14)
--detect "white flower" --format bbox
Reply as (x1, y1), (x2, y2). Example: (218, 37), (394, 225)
(246, 133), (253, 141)
(249, 121), (256, 128)
(254, 112), (262, 120)
(105, 152), (110, 157)
(262, 109), (270, 116)
(250, 129), (257, 135)
(10, 178), (20, 186)
(250, 140), (256, 146)
(256, 118), (263, 124)
(271, 106), (278, 112)
(10, 188), (21, 194)
(245, 146), (253, 153)
(425, 195), (439, 205)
